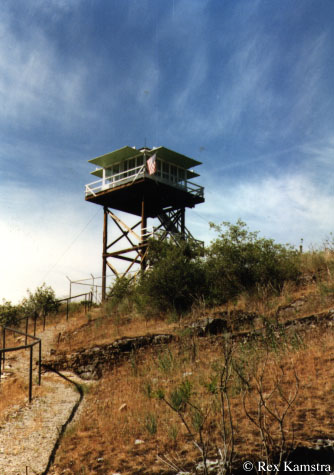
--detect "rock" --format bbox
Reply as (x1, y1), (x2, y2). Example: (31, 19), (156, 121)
(182, 372), (193, 378)
(79, 372), (95, 380)
(134, 439), (144, 445)
(152, 334), (173, 344)
(118, 403), (127, 412)
(187, 311), (258, 336)
(196, 459), (220, 472)
(315, 439), (334, 449)
(188, 317), (227, 336)
(277, 297), (306, 318)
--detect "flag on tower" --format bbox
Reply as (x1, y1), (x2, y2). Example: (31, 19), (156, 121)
(146, 153), (157, 175)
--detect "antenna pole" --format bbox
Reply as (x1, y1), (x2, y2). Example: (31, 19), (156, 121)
(102, 207), (108, 301)
(141, 195), (147, 271)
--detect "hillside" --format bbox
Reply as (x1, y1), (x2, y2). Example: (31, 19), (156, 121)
(44, 269), (334, 474)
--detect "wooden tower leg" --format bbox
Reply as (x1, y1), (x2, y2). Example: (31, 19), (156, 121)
(102, 206), (108, 301)
(181, 207), (185, 238)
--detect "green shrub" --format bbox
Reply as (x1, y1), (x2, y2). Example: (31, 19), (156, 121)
(107, 221), (302, 319)
(107, 276), (135, 313)
(205, 220), (301, 304)
(21, 283), (60, 318)
(0, 300), (19, 326)
(144, 412), (158, 435)
(137, 238), (207, 314)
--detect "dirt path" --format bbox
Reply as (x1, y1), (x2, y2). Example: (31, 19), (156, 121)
(0, 317), (91, 475)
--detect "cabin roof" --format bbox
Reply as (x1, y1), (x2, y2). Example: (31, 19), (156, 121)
(89, 145), (202, 170)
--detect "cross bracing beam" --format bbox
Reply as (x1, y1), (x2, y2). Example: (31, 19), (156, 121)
(101, 205), (196, 300)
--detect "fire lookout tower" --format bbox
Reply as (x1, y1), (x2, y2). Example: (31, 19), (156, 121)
(85, 146), (205, 300)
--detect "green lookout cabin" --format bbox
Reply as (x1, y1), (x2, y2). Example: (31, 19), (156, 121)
(85, 146), (205, 300)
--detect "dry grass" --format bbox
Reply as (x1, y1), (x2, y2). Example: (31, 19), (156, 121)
(0, 377), (28, 422)
(51, 322), (334, 474)
(56, 308), (177, 353)
(221, 276), (334, 327)
(0, 375), (48, 424)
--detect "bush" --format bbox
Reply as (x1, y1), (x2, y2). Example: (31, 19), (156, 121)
(205, 220), (301, 304)
(107, 276), (136, 316)
(21, 283), (60, 318)
(137, 239), (207, 315)
(107, 221), (302, 318)
(0, 300), (19, 326)
(108, 276), (135, 304)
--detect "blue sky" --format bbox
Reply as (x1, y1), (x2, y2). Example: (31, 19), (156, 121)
(1, 0), (334, 302)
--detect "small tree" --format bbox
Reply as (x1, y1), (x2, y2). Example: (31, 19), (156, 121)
(0, 300), (19, 326)
(21, 283), (59, 319)
(155, 380), (210, 475)
(233, 328), (300, 474)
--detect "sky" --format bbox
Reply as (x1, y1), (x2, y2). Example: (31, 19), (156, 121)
(1, 0), (334, 302)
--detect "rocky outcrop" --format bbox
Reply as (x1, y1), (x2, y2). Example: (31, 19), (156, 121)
(43, 307), (334, 380)
(188, 311), (258, 336)
(44, 333), (174, 380)
(187, 317), (228, 336)
(283, 309), (334, 330)
(276, 297), (307, 318)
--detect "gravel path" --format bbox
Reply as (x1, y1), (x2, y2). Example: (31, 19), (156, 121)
(0, 318), (89, 475)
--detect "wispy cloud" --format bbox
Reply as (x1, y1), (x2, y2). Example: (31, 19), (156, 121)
(282, 31), (331, 140)
(155, 14), (277, 144)
(302, 137), (334, 168)
(200, 172), (334, 248)
(0, 16), (89, 131)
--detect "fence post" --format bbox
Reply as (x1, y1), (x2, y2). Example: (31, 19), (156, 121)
(2, 327), (5, 367)
(38, 340), (42, 385)
(29, 346), (33, 403)
(0, 349), (2, 381)
(25, 316), (28, 345)
(33, 313), (37, 337)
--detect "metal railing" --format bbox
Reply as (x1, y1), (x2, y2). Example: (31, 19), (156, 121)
(85, 165), (204, 199)
(57, 292), (93, 321)
(0, 325), (41, 402)
(0, 292), (92, 403)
